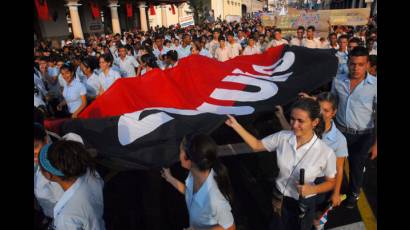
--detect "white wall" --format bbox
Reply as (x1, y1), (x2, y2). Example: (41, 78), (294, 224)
(212, 0), (224, 19)
(148, 3), (191, 28)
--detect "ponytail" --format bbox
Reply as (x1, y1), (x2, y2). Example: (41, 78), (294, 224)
(184, 133), (234, 203)
(212, 159), (234, 203)
(314, 114), (325, 139)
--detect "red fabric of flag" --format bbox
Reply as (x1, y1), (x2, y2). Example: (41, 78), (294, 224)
(126, 2), (133, 18)
(34, 0), (50, 21)
(79, 46), (286, 119)
(149, 4), (156, 15)
(170, 4), (176, 15)
(90, 2), (101, 19)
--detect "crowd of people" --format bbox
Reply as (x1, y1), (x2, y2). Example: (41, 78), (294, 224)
(34, 15), (377, 230)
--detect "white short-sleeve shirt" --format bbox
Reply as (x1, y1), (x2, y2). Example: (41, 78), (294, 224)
(290, 37), (304, 47)
(242, 46), (261, 56)
(227, 42), (242, 58)
(267, 39), (289, 48)
(261, 131), (336, 200)
(98, 68), (121, 91)
(215, 46), (231, 62)
(185, 169), (234, 229)
(115, 55), (139, 78)
(302, 38), (321, 49)
(63, 80), (86, 114)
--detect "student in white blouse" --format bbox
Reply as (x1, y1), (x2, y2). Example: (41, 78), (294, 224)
(80, 57), (100, 101)
(97, 54), (121, 95)
(38, 140), (105, 230)
(267, 28), (289, 48)
(57, 64), (87, 118)
(226, 31), (242, 58)
(161, 134), (235, 230)
(214, 36), (232, 62)
(225, 98), (336, 230)
(114, 45), (139, 77)
(302, 26), (321, 49)
(242, 36), (262, 56)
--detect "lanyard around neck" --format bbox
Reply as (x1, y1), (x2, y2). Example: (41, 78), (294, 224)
(282, 136), (318, 195)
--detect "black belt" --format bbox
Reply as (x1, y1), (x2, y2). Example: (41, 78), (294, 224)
(336, 124), (373, 135)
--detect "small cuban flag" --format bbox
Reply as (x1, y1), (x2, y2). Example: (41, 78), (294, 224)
(316, 194), (347, 230)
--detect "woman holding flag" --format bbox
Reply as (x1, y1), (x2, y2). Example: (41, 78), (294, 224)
(276, 93), (349, 228)
(225, 98), (336, 230)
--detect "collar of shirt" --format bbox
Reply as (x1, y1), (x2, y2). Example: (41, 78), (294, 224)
(342, 73), (376, 86)
(288, 133), (318, 153)
(53, 175), (84, 219)
(323, 120), (337, 142)
(185, 169), (215, 208)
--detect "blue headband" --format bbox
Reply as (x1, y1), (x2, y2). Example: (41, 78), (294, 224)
(39, 143), (65, 177)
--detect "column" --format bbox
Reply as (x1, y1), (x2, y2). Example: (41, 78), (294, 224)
(358, 0), (364, 8)
(352, 0), (357, 8)
(366, 0), (373, 8)
(139, 2), (148, 31)
(178, 4), (184, 22)
(108, 0), (121, 34)
(66, 0), (84, 39)
(161, 4), (167, 27)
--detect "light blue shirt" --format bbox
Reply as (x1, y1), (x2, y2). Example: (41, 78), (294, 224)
(34, 166), (64, 218)
(322, 120), (348, 158)
(185, 169), (234, 229)
(76, 66), (87, 84)
(199, 49), (212, 58)
(153, 47), (171, 69)
(331, 73), (377, 130)
(52, 170), (105, 230)
(48, 66), (59, 77)
(177, 45), (192, 59)
(63, 80), (86, 114)
(85, 72), (100, 98)
(335, 50), (349, 74)
(98, 68), (121, 91)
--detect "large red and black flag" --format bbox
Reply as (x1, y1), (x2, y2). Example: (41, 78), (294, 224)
(61, 45), (338, 169)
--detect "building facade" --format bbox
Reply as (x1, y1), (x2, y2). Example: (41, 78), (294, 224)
(34, 0), (190, 40)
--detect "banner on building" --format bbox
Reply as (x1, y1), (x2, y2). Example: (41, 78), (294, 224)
(328, 8), (371, 26)
(179, 15), (195, 28)
(262, 8), (370, 30)
(34, 0), (50, 21)
(126, 2), (133, 18)
(90, 2), (101, 19)
(226, 15), (241, 23)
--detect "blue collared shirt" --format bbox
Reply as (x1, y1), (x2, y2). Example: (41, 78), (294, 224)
(335, 50), (349, 74)
(53, 170), (105, 230)
(322, 120), (348, 158)
(185, 169), (234, 229)
(177, 45), (192, 59)
(331, 73), (377, 130)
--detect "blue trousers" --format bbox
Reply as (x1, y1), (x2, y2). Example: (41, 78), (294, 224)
(342, 132), (375, 195)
